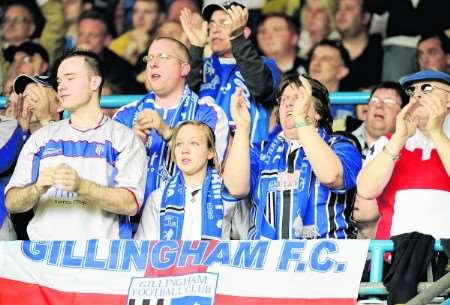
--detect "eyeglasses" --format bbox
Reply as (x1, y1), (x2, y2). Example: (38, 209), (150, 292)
(143, 53), (185, 63)
(3, 16), (32, 25)
(15, 55), (33, 65)
(405, 83), (450, 96)
(369, 97), (401, 108)
(208, 19), (232, 29)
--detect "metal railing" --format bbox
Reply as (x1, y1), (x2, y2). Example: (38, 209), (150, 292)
(0, 92), (371, 109)
(362, 240), (445, 296)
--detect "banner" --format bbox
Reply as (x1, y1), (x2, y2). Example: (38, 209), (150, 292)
(0, 239), (369, 305)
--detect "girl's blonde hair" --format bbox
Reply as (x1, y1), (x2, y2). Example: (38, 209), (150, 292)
(170, 120), (220, 172)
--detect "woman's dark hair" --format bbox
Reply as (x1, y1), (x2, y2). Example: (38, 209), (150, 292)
(278, 73), (333, 134)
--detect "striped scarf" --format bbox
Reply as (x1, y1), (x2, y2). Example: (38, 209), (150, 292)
(159, 167), (224, 240)
(136, 85), (199, 200)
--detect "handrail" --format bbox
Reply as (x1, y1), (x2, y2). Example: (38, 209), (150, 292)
(0, 92), (371, 108)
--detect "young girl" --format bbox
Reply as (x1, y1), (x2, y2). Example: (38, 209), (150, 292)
(135, 120), (238, 240)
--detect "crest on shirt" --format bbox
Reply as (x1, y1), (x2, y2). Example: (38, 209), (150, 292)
(95, 144), (104, 157)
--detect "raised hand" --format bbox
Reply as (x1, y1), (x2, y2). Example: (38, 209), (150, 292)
(24, 85), (58, 125)
(6, 93), (32, 132)
(393, 98), (418, 144)
(293, 75), (314, 121)
(226, 5), (248, 38)
(52, 164), (81, 192)
(230, 87), (250, 131)
(420, 93), (447, 138)
(180, 8), (208, 47)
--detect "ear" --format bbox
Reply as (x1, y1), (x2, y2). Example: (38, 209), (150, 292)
(90, 75), (102, 91)
(40, 62), (49, 74)
(337, 66), (349, 80)
(207, 147), (214, 160)
(180, 62), (191, 77)
(104, 34), (112, 46)
(362, 12), (371, 27)
(243, 26), (251, 39)
(446, 54), (450, 66)
(290, 32), (299, 47)
(158, 12), (166, 24)
(28, 23), (36, 37)
(314, 113), (321, 124)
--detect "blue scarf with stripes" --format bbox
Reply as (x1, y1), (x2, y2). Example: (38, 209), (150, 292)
(136, 85), (199, 200)
(159, 167), (224, 240)
(252, 128), (330, 239)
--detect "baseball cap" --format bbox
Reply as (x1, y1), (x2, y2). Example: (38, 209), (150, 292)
(3, 41), (49, 64)
(13, 74), (52, 94)
(399, 70), (450, 88)
(202, 1), (245, 21)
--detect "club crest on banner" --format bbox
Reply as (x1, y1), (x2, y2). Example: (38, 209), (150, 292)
(127, 273), (218, 305)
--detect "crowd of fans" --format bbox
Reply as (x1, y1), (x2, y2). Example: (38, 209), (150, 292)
(0, 1), (448, 302)
(0, 0), (448, 249)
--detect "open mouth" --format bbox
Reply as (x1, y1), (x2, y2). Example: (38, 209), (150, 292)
(181, 158), (191, 164)
(374, 113), (385, 120)
(150, 73), (161, 80)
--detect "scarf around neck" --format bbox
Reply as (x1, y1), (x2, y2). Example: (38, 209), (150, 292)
(254, 128), (331, 239)
(159, 166), (224, 240)
(137, 85), (199, 199)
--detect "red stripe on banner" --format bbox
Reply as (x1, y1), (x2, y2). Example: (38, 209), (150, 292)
(215, 294), (357, 305)
(0, 278), (357, 305)
(144, 240), (216, 277)
(0, 278), (126, 305)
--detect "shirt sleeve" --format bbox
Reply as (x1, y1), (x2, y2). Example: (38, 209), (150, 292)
(112, 100), (141, 128)
(330, 136), (363, 191)
(4, 132), (42, 194)
(113, 125), (148, 209)
(231, 35), (281, 104)
(364, 136), (389, 166)
(134, 188), (162, 240)
(0, 117), (24, 174)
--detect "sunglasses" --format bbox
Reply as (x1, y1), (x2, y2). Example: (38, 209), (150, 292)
(405, 83), (450, 96)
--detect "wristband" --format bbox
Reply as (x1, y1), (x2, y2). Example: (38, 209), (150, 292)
(382, 146), (400, 161)
(294, 117), (312, 129)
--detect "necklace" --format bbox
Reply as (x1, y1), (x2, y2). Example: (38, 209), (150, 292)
(190, 189), (200, 203)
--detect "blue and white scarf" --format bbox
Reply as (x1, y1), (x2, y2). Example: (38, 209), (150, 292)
(159, 167), (224, 240)
(135, 85), (199, 200)
(251, 128), (331, 239)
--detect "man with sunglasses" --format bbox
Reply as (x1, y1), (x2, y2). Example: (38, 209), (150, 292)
(357, 70), (450, 240)
(113, 37), (229, 205)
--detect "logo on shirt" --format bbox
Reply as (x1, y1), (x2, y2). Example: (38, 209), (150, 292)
(41, 147), (63, 158)
(95, 144), (104, 157)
